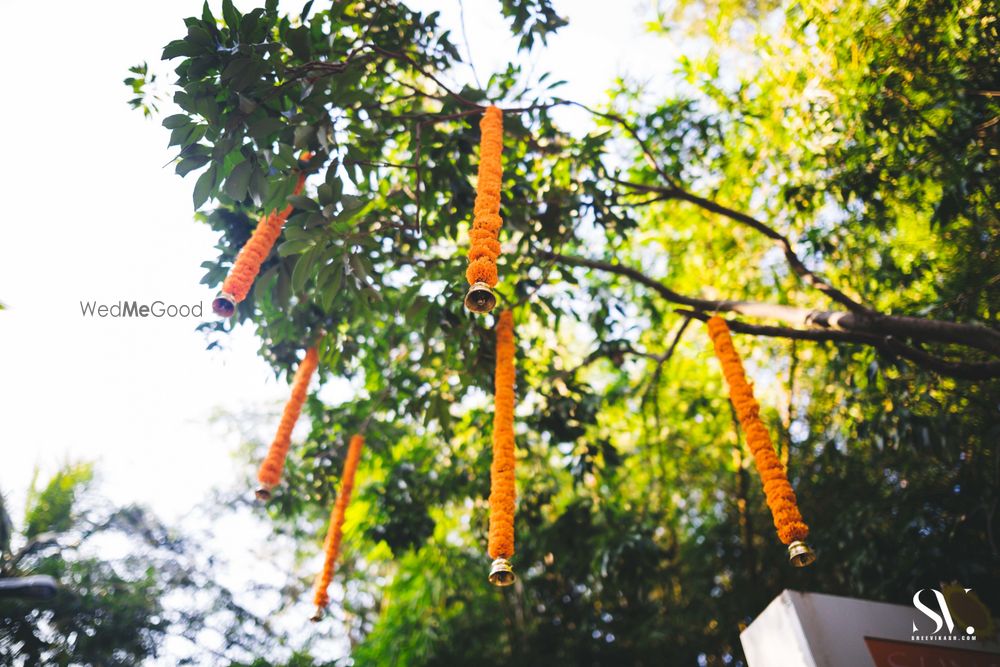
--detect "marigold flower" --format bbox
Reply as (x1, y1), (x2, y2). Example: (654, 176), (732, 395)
(213, 153), (312, 317)
(706, 317), (811, 548)
(488, 310), (516, 567)
(464, 107), (504, 311)
(312, 434), (365, 617)
(255, 346), (319, 498)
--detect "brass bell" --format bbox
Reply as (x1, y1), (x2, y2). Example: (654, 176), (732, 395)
(254, 486), (272, 502)
(309, 606), (324, 623)
(464, 282), (497, 313)
(212, 291), (237, 318)
(787, 540), (816, 568)
(488, 557), (515, 587)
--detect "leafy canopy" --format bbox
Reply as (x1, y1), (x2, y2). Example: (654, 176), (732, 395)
(131, 0), (999, 664)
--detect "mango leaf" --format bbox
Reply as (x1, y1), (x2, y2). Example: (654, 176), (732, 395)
(224, 160), (254, 201)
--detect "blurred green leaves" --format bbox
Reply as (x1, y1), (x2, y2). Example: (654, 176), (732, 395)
(23, 463), (92, 540)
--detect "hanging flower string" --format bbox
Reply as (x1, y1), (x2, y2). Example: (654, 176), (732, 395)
(487, 309), (517, 585)
(706, 316), (816, 566)
(255, 346), (320, 500)
(311, 433), (365, 621)
(212, 152), (313, 317)
(464, 106), (504, 313)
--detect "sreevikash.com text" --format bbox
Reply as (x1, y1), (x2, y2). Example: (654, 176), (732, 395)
(80, 301), (204, 318)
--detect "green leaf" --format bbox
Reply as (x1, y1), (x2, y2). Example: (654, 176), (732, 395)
(162, 114), (191, 129)
(23, 464), (94, 539)
(247, 115), (283, 141)
(168, 125), (195, 147)
(286, 26), (311, 59)
(287, 194), (319, 211)
(349, 253), (371, 284)
(176, 154), (211, 177)
(303, 212), (326, 228)
(222, 0), (240, 31)
(293, 124), (315, 149)
(186, 24), (214, 49)
(161, 39), (199, 60)
(277, 239), (315, 257)
(220, 57), (250, 85)
(238, 94), (258, 114)
(250, 166), (269, 208)
(272, 143), (297, 169)
(332, 194), (368, 222)
(224, 160), (253, 201)
(291, 249), (319, 293)
(240, 8), (264, 41)
(317, 183), (336, 206)
(193, 164), (217, 209)
(319, 260), (344, 312)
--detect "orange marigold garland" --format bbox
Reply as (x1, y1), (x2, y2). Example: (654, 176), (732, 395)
(464, 106), (504, 314)
(311, 433), (364, 621)
(255, 346), (320, 500)
(212, 152), (313, 317)
(487, 309), (517, 585)
(706, 316), (816, 567)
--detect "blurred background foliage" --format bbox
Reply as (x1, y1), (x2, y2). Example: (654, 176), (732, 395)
(58, 0), (1000, 664)
(0, 465), (284, 665)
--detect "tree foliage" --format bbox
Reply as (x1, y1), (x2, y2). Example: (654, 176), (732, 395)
(0, 468), (281, 665)
(132, 0), (999, 664)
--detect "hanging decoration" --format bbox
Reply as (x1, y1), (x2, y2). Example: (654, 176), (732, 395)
(255, 346), (320, 500)
(464, 106), (504, 314)
(487, 309), (517, 585)
(706, 316), (816, 567)
(311, 433), (365, 622)
(212, 152), (313, 317)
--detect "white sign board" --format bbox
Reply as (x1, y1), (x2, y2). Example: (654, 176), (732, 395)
(741, 590), (1000, 667)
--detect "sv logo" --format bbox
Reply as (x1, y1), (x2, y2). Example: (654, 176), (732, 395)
(912, 589), (957, 635)
(913, 588), (952, 635)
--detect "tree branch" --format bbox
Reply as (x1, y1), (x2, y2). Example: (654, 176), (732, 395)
(540, 250), (1000, 377)
(610, 177), (871, 314)
(679, 310), (1000, 381)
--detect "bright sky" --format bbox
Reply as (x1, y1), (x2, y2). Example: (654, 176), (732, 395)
(0, 0), (678, 662)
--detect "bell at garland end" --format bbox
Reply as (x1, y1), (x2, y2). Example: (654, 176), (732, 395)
(488, 557), (515, 587)
(787, 540), (816, 568)
(464, 282), (497, 313)
(212, 292), (237, 318)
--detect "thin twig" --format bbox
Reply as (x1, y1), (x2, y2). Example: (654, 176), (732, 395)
(457, 0), (483, 91)
(609, 176), (871, 314)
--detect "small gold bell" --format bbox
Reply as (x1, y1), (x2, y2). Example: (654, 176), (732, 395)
(488, 557), (515, 587)
(254, 486), (272, 501)
(787, 540), (816, 568)
(464, 282), (497, 313)
(212, 291), (237, 318)
(310, 606), (324, 623)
